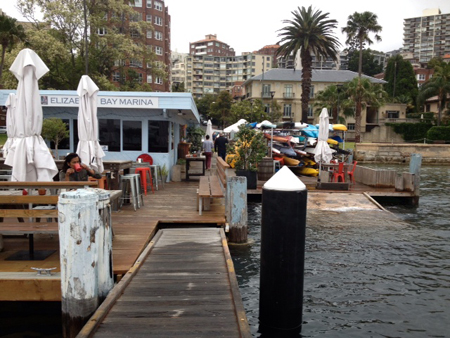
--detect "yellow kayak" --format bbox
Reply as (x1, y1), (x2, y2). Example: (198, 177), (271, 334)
(298, 167), (319, 177)
(282, 156), (300, 166)
(332, 124), (348, 131)
(327, 138), (339, 145)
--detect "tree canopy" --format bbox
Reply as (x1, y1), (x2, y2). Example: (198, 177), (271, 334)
(347, 49), (383, 76)
(277, 6), (340, 123)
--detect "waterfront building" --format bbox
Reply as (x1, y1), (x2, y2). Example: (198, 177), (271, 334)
(243, 68), (406, 141)
(0, 90), (199, 178)
(189, 34), (235, 57)
(402, 8), (450, 66)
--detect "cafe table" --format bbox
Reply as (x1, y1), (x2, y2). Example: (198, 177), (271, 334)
(185, 155), (206, 180)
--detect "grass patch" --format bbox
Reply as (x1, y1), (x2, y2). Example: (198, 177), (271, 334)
(0, 134), (7, 147)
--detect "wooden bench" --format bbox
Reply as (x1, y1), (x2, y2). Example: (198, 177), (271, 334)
(216, 156), (230, 190)
(0, 181), (122, 256)
(197, 175), (225, 215)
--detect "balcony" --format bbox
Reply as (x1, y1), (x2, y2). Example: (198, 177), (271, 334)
(261, 92), (273, 98)
(283, 92), (295, 99)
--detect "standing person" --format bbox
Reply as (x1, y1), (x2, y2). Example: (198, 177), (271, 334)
(202, 135), (214, 170)
(214, 133), (229, 161)
(60, 153), (102, 181)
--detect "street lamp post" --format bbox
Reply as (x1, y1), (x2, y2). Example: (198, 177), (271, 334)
(269, 91), (275, 121)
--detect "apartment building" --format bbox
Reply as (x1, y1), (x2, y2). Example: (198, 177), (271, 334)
(402, 8), (450, 66)
(185, 53), (272, 100)
(110, 0), (171, 92)
(189, 34), (235, 57)
(243, 68), (406, 141)
(171, 50), (188, 89)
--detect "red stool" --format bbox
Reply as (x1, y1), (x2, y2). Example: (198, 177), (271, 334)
(134, 167), (154, 195)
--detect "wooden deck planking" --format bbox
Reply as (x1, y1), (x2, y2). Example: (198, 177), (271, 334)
(92, 227), (247, 338)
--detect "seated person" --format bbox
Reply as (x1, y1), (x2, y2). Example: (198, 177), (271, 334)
(60, 153), (102, 181)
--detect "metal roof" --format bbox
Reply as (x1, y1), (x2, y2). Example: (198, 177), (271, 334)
(245, 69), (387, 85)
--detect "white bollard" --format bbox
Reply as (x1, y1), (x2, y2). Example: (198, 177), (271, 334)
(227, 176), (248, 243)
(87, 188), (114, 301)
(58, 189), (99, 338)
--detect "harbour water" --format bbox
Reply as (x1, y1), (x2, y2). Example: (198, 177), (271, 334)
(230, 165), (450, 337)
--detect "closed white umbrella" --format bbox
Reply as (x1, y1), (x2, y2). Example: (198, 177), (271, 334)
(206, 119), (213, 140)
(314, 108), (333, 180)
(224, 119), (248, 133)
(5, 49), (58, 181)
(3, 93), (17, 158)
(76, 75), (105, 174)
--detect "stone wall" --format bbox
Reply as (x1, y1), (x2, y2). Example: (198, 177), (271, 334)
(355, 143), (450, 164)
(362, 125), (404, 143)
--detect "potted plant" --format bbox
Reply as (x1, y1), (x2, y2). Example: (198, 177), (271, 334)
(186, 126), (205, 154)
(160, 164), (169, 183)
(227, 125), (267, 189)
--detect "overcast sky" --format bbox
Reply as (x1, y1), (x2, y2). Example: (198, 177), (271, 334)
(2, 0), (450, 55)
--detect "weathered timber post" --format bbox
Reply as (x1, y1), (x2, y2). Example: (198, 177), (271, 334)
(87, 188), (114, 302)
(409, 153), (422, 206)
(259, 166), (307, 336)
(59, 189), (99, 338)
(227, 176), (247, 243)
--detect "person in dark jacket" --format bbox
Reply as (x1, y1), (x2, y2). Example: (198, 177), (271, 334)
(214, 133), (229, 161)
(60, 153), (102, 181)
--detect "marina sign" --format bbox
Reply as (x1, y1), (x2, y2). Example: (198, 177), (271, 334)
(41, 95), (159, 109)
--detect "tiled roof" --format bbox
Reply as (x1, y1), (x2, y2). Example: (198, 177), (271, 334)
(246, 69), (387, 84)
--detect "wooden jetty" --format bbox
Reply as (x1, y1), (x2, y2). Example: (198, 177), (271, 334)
(78, 227), (250, 337)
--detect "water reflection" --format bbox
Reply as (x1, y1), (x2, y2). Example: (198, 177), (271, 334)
(230, 165), (450, 337)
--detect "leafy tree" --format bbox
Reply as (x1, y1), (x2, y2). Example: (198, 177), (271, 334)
(227, 125), (267, 171)
(229, 99), (267, 123)
(342, 11), (382, 79)
(347, 49), (383, 76)
(342, 77), (387, 142)
(0, 14), (27, 82)
(277, 6), (340, 123)
(384, 54), (418, 108)
(268, 99), (282, 122)
(210, 91), (233, 129)
(41, 118), (70, 159)
(195, 94), (217, 118)
(417, 59), (450, 126)
(313, 85), (347, 122)
(172, 82), (185, 92)
(186, 125), (205, 153)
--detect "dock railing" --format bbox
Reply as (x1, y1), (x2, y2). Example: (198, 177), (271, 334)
(354, 164), (418, 193)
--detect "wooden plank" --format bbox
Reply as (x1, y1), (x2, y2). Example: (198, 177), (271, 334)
(0, 222), (58, 234)
(198, 176), (211, 197)
(209, 175), (224, 197)
(0, 181), (98, 189)
(0, 195), (59, 204)
(0, 209), (58, 218)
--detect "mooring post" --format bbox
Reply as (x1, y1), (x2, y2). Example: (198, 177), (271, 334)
(227, 176), (247, 243)
(409, 153), (422, 206)
(87, 188), (114, 302)
(58, 189), (99, 338)
(259, 166), (307, 337)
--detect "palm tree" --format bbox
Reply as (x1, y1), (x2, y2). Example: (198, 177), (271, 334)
(277, 6), (340, 123)
(417, 60), (450, 126)
(313, 85), (344, 122)
(0, 14), (27, 81)
(342, 12), (382, 79)
(343, 78), (387, 142)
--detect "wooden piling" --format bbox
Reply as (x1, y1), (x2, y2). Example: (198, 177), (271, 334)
(58, 189), (99, 338)
(227, 176), (248, 243)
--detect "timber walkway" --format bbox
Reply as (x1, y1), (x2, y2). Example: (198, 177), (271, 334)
(79, 227), (250, 337)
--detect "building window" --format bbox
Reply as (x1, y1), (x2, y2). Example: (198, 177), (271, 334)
(309, 85), (315, 98)
(155, 77), (163, 84)
(131, 0), (142, 7)
(113, 72), (121, 82)
(129, 59), (142, 67)
(347, 123), (355, 131)
(146, 0), (152, 8)
(148, 121), (169, 152)
(123, 121), (142, 151)
(146, 14), (152, 22)
(284, 84), (293, 98)
(154, 16), (162, 26)
(155, 46), (163, 55)
(99, 119), (120, 152)
(97, 27), (107, 35)
(417, 74), (425, 81)
(146, 30), (152, 39)
(283, 104), (292, 117)
(307, 105), (313, 118)
(386, 110), (399, 118)
(154, 1), (163, 11)
(147, 75), (152, 83)
(155, 31), (162, 40)
(262, 84), (271, 97)
(130, 12), (141, 22)
(130, 29), (140, 38)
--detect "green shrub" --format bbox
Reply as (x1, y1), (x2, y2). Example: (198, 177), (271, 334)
(427, 126), (450, 141)
(406, 112), (435, 120)
(386, 122), (433, 142)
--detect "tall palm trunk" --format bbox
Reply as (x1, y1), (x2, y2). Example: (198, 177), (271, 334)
(301, 51), (312, 123)
(0, 44), (6, 81)
(355, 100), (362, 143)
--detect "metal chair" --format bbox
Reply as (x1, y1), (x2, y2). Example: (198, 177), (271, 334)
(347, 161), (358, 184)
(119, 174), (144, 211)
(332, 162), (345, 182)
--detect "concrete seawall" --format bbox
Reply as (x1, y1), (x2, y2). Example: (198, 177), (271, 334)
(355, 143), (450, 164)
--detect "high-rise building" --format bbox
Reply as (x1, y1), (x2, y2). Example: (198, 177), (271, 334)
(185, 53), (272, 99)
(189, 34), (235, 57)
(110, 0), (171, 92)
(402, 8), (450, 66)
